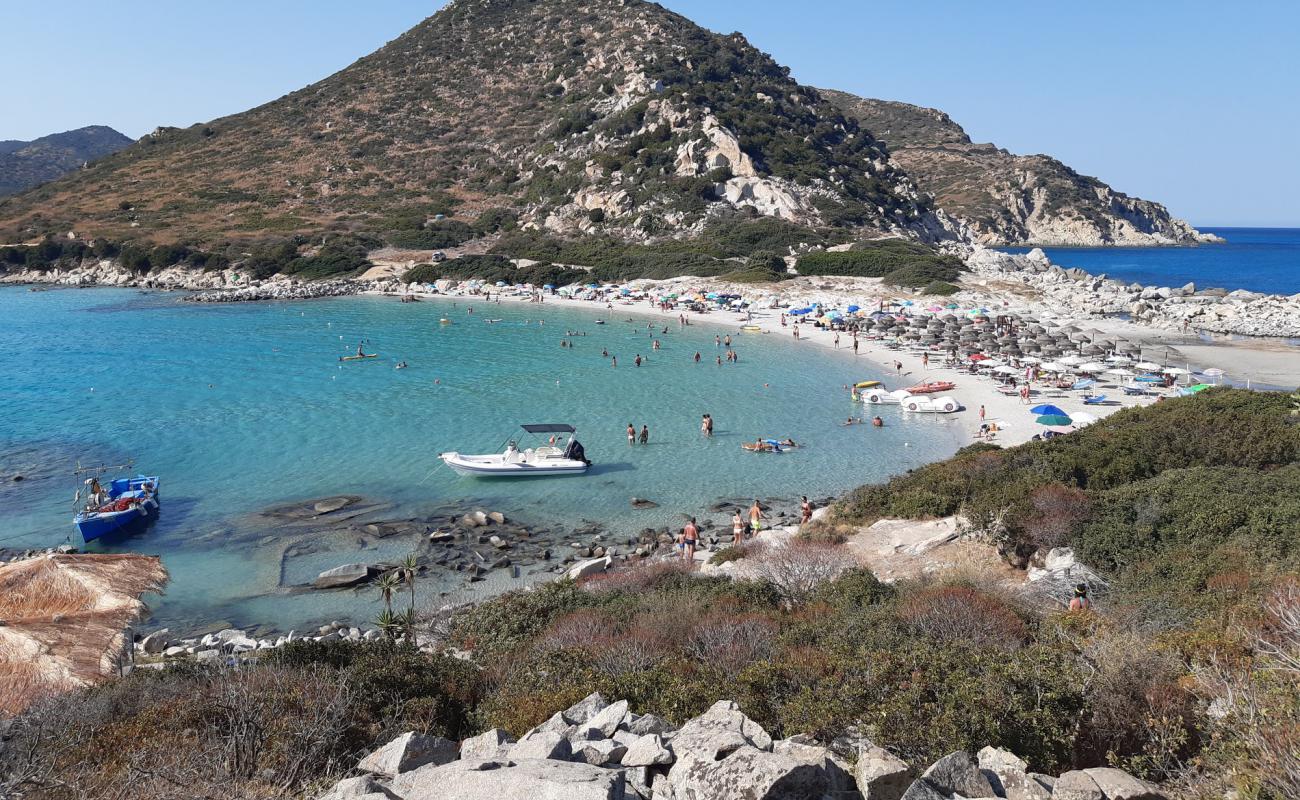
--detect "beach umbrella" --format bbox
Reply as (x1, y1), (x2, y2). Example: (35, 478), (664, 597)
(1036, 414), (1075, 427)
(1040, 361), (1066, 372)
(847, 305), (860, 313)
(993, 365), (1019, 374)
(945, 302), (960, 309)
(1079, 362), (1107, 372)
(1203, 367), (1225, 384)
(1104, 367), (1135, 377)
(1162, 367), (1190, 375)
(1136, 361), (1161, 371)
(1030, 404), (1068, 416)
(1019, 356), (1043, 365)
(1070, 412), (1099, 426)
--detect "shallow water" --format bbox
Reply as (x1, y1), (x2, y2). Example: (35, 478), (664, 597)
(0, 288), (964, 632)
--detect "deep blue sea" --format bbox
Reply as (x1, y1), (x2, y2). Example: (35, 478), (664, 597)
(1002, 227), (1300, 296)
(0, 288), (964, 633)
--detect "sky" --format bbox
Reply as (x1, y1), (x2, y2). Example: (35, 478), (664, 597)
(4, 1), (1297, 227)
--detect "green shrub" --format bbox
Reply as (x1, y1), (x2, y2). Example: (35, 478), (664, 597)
(922, 280), (960, 296)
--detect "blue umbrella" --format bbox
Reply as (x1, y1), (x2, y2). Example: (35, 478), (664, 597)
(1030, 404), (1067, 416)
(847, 305), (860, 313)
(543, 284), (556, 289)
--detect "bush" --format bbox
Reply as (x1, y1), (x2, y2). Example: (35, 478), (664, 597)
(797, 240), (961, 281)
(922, 280), (960, 296)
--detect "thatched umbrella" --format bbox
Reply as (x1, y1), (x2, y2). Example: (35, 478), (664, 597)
(0, 554), (168, 715)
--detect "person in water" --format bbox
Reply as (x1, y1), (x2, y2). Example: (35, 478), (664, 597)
(780, 438), (797, 447)
(844, 417), (859, 426)
(872, 416), (884, 427)
(639, 425), (649, 444)
(627, 423), (635, 444)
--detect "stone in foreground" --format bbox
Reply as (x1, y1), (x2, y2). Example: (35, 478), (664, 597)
(357, 731), (456, 778)
(1081, 768), (1165, 800)
(459, 728), (515, 761)
(856, 744), (915, 800)
(391, 758), (625, 800)
(1052, 770), (1105, 800)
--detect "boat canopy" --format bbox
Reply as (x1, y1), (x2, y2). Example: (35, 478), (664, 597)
(521, 423), (576, 434)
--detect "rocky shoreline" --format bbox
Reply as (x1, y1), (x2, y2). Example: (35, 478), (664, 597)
(5, 247), (1297, 338)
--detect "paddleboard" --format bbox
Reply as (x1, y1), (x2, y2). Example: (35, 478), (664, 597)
(339, 354), (379, 362)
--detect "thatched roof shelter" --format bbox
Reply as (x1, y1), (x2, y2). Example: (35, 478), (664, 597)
(0, 553), (167, 715)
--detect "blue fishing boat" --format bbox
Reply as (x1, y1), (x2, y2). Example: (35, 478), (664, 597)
(73, 469), (161, 543)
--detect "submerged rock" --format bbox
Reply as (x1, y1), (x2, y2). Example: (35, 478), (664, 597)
(313, 563), (375, 589)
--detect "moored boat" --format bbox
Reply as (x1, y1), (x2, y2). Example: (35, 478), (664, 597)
(902, 395), (961, 413)
(73, 469), (160, 542)
(440, 424), (590, 477)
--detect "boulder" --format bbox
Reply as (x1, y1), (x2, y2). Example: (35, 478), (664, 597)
(856, 744), (915, 800)
(659, 701), (782, 799)
(508, 730), (573, 761)
(392, 758), (625, 800)
(773, 739), (856, 797)
(622, 734), (673, 767)
(575, 738), (627, 766)
(1081, 768), (1165, 800)
(316, 775), (400, 800)
(567, 555), (612, 580)
(625, 712), (675, 736)
(460, 728), (515, 761)
(562, 692), (610, 726)
(1052, 770), (1104, 800)
(586, 699), (630, 736)
(662, 745), (830, 800)
(140, 628), (171, 654)
(531, 711), (575, 736)
(314, 497), (353, 514)
(313, 563), (374, 588)
(914, 751), (995, 798)
(357, 731), (457, 778)
(978, 746), (1049, 800)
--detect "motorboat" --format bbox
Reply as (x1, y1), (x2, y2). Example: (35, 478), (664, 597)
(905, 380), (957, 394)
(73, 467), (160, 542)
(902, 395), (961, 413)
(861, 388), (913, 405)
(440, 423), (590, 477)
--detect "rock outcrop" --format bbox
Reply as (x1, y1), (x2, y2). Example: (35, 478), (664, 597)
(313, 697), (1168, 800)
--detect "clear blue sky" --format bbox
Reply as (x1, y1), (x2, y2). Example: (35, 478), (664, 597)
(5, 1), (1297, 226)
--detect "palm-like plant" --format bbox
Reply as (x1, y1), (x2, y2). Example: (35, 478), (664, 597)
(398, 553), (419, 613)
(376, 572), (401, 616)
(374, 608), (401, 641)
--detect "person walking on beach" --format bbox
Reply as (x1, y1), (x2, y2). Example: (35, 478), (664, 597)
(627, 423), (636, 445)
(834, 333), (840, 349)
(681, 517), (699, 563)
(979, 405), (986, 423)
(894, 360), (903, 376)
(800, 496), (813, 525)
(853, 338), (859, 355)
(793, 327), (800, 340)
(922, 352), (929, 369)
(732, 510), (745, 545)
(639, 425), (649, 444)
(748, 499), (765, 536)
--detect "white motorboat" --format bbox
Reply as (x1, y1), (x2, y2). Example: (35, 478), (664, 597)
(901, 395), (961, 414)
(440, 423), (590, 477)
(861, 388), (913, 405)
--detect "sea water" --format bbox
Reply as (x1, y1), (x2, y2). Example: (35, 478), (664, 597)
(0, 288), (964, 632)
(1002, 227), (1300, 296)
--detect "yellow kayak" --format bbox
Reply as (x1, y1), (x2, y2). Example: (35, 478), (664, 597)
(339, 354), (379, 362)
(741, 325), (763, 332)
(854, 380), (882, 389)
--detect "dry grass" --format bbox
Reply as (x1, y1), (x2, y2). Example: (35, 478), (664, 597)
(0, 554), (167, 715)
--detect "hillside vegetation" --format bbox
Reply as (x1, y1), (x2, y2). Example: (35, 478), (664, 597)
(0, 126), (131, 196)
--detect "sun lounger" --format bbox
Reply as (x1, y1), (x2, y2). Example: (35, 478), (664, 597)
(1083, 395), (1108, 405)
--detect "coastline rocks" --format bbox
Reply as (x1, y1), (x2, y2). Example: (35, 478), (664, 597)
(978, 746), (1050, 800)
(313, 563), (376, 589)
(358, 732), (458, 778)
(908, 750), (996, 799)
(1051, 770), (1105, 800)
(567, 555), (612, 580)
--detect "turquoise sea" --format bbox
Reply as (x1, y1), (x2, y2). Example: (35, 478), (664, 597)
(0, 288), (964, 633)
(1003, 227), (1300, 296)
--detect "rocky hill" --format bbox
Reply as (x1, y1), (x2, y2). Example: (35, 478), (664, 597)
(0, 125), (131, 196)
(822, 90), (1214, 247)
(0, 0), (944, 249)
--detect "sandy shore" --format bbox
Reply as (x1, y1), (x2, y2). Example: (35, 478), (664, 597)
(370, 287), (1169, 446)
